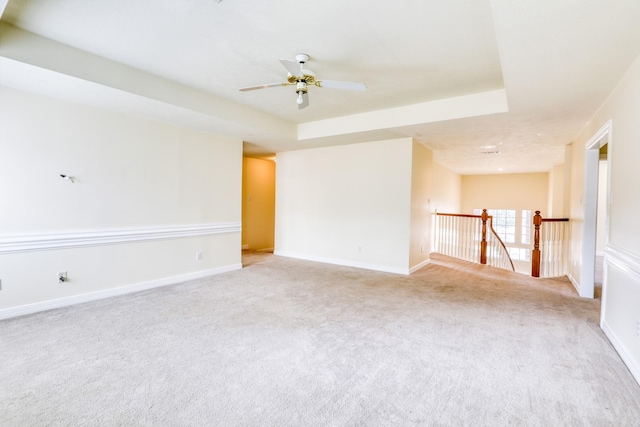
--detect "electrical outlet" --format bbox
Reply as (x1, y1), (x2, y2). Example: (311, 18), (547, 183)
(196, 251), (203, 261)
(636, 320), (640, 338)
(58, 272), (67, 283)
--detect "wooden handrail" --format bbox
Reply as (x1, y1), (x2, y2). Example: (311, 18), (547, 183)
(436, 212), (489, 264)
(436, 213), (482, 218)
(437, 210), (568, 277)
(435, 210), (514, 271)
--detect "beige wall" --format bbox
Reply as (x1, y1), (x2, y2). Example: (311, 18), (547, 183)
(548, 164), (566, 217)
(409, 141), (433, 269)
(461, 172), (549, 274)
(431, 161), (461, 214)
(242, 157), (275, 251)
(275, 138), (414, 274)
(568, 52), (640, 382)
(0, 86), (242, 311)
(461, 173), (549, 215)
(562, 144), (573, 217)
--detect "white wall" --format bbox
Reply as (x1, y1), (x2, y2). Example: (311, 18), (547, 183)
(568, 52), (640, 384)
(275, 138), (414, 274)
(0, 86), (242, 316)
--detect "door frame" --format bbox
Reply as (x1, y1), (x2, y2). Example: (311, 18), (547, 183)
(580, 120), (611, 299)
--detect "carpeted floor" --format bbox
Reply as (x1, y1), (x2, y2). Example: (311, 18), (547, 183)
(1, 253), (639, 426)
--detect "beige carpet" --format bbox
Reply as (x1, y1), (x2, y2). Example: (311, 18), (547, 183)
(1, 252), (639, 426)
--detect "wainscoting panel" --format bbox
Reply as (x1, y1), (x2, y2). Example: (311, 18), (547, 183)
(602, 244), (640, 386)
(605, 244), (640, 285)
(0, 223), (242, 318)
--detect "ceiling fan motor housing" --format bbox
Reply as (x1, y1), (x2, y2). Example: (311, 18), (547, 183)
(287, 70), (316, 85)
(296, 81), (308, 94)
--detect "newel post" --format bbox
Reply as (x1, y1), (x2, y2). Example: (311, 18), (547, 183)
(531, 210), (542, 277)
(480, 209), (488, 265)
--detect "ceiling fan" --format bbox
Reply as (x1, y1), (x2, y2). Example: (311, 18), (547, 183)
(239, 53), (367, 109)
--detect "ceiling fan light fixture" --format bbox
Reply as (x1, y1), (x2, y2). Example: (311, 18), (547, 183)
(238, 53), (366, 109)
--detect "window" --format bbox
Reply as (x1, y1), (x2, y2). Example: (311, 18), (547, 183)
(473, 209), (516, 243)
(521, 210), (532, 245)
(489, 209), (516, 243)
(474, 208), (532, 262)
(508, 247), (531, 262)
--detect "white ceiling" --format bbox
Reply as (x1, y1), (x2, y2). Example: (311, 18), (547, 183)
(1, 0), (640, 174)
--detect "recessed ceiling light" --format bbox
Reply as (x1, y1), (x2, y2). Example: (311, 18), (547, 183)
(498, 168), (504, 172)
(480, 145), (496, 149)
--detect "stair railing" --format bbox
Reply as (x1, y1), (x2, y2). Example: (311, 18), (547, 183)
(484, 210), (516, 272)
(434, 209), (515, 271)
(531, 211), (570, 278)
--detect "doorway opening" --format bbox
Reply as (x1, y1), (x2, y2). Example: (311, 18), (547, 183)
(241, 156), (276, 261)
(594, 145), (608, 298)
(580, 120), (611, 299)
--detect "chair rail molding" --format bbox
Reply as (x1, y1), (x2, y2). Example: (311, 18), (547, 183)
(605, 244), (640, 285)
(0, 222), (241, 254)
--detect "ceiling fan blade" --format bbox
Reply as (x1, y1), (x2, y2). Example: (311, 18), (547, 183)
(279, 59), (302, 78)
(239, 82), (287, 92)
(297, 92), (309, 110)
(317, 80), (367, 91)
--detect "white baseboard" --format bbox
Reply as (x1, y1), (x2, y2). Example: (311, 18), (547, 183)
(0, 263), (242, 320)
(409, 258), (431, 274)
(601, 321), (640, 386)
(274, 250), (410, 275)
(241, 246), (273, 252)
(568, 273), (580, 295)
